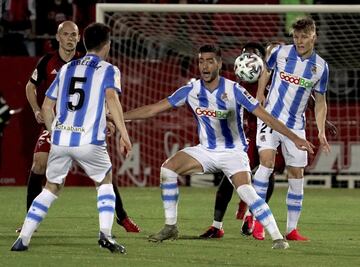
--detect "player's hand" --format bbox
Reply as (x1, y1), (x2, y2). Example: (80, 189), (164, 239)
(295, 138), (315, 154)
(325, 120), (338, 137)
(318, 132), (331, 154)
(106, 121), (115, 136)
(256, 93), (266, 106)
(34, 110), (44, 124)
(119, 136), (132, 158)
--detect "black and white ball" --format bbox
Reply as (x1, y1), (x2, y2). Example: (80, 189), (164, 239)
(234, 52), (264, 83)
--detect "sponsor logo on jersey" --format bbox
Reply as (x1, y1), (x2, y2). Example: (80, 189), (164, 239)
(55, 121), (85, 133)
(279, 71), (313, 89)
(195, 107), (232, 119)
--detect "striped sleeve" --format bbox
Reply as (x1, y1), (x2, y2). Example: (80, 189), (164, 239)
(314, 62), (329, 95)
(267, 45), (281, 70)
(103, 65), (121, 94)
(234, 84), (259, 112)
(167, 84), (193, 108)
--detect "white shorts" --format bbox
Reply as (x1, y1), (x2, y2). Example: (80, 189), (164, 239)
(256, 119), (308, 167)
(46, 144), (112, 184)
(181, 144), (251, 178)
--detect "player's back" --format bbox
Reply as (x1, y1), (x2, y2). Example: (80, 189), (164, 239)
(46, 54), (121, 147)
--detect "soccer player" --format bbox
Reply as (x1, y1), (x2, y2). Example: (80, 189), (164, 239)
(200, 42), (338, 241)
(199, 42), (278, 240)
(21, 20), (140, 234)
(254, 16), (330, 241)
(11, 22), (131, 253)
(124, 44), (315, 249)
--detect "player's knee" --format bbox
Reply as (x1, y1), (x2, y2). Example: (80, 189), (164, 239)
(160, 166), (178, 183)
(161, 160), (177, 173)
(287, 167), (304, 178)
(260, 160), (275, 169)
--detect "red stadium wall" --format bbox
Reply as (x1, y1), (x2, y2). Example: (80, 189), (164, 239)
(0, 57), (359, 187)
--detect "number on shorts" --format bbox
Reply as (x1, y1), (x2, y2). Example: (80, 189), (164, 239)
(67, 77), (87, 111)
(260, 122), (273, 134)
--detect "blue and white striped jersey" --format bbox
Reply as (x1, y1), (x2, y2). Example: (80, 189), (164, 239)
(265, 44), (329, 130)
(168, 77), (259, 152)
(45, 54), (121, 147)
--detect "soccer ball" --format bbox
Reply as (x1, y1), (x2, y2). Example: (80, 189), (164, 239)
(234, 52), (264, 83)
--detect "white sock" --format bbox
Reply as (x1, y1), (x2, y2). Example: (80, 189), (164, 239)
(253, 165), (273, 200)
(20, 189), (57, 246)
(287, 178), (304, 233)
(160, 167), (178, 225)
(237, 184), (283, 240)
(97, 184), (116, 237)
(212, 220), (223, 229)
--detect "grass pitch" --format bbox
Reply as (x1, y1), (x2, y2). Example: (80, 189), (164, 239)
(0, 187), (359, 267)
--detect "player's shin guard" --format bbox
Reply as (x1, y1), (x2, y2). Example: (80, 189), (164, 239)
(97, 184), (116, 237)
(286, 178), (304, 233)
(160, 167), (179, 225)
(253, 165), (273, 200)
(236, 184), (283, 240)
(20, 189), (57, 246)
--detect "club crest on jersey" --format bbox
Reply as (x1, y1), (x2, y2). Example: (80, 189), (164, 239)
(260, 135), (266, 142)
(51, 69), (57, 75)
(280, 71), (313, 89)
(311, 65), (317, 75)
(195, 107), (232, 119)
(221, 93), (229, 101)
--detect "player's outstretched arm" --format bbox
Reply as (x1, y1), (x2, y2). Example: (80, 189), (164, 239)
(252, 105), (315, 154)
(314, 92), (331, 153)
(41, 96), (56, 132)
(26, 81), (43, 124)
(106, 89), (132, 157)
(124, 98), (172, 121)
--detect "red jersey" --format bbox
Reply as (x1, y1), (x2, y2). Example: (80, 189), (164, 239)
(29, 51), (81, 105)
(29, 51), (81, 153)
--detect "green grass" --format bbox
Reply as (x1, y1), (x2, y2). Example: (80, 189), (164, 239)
(0, 187), (359, 267)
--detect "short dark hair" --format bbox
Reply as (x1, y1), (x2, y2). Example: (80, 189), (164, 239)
(291, 16), (316, 34)
(83, 23), (111, 52)
(242, 42), (266, 58)
(198, 44), (222, 59)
